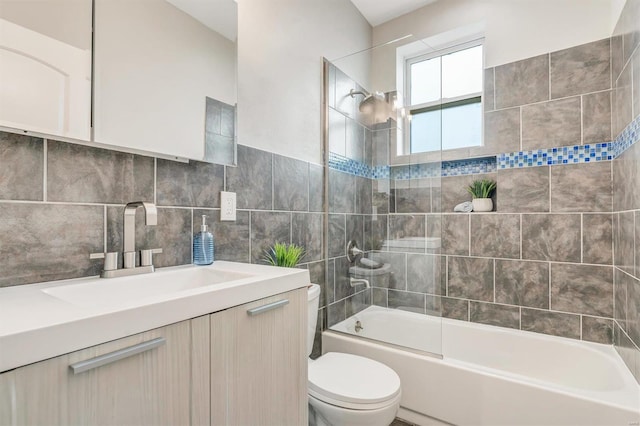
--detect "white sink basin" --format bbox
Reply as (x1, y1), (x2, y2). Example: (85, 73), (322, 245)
(1, 261), (309, 373)
(42, 267), (253, 308)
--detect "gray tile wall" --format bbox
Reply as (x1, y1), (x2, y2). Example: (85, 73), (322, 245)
(368, 160), (615, 348)
(324, 41), (624, 359)
(326, 38), (632, 378)
(0, 132), (327, 358)
(325, 62), (386, 332)
(611, 0), (640, 384)
(443, 38), (614, 160)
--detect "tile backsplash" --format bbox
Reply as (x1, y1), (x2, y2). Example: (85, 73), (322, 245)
(0, 133), (325, 295)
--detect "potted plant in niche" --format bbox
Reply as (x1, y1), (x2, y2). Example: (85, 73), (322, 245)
(467, 179), (496, 212)
(263, 242), (306, 268)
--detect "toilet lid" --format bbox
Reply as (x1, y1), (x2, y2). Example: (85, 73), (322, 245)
(308, 352), (401, 407)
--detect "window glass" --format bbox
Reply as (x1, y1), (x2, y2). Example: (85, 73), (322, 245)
(410, 109), (441, 154)
(410, 57), (440, 105)
(441, 45), (483, 99)
(441, 101), (482, 150)
(407, 42), (483, 154)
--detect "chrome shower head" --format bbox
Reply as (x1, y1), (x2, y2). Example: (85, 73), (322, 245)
(349, 88), (386, 112)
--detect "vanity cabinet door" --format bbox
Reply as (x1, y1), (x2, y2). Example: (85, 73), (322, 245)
(210, 288), (307, 426)
(0, 320), (192, 425)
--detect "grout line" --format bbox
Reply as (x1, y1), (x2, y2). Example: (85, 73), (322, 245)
(42, 139), (48, 202)
(548, 263), (552, 310)
(633, 48), (636, 120)
(580, 213), (584, 264)
(579, 315), (583, 340)
(438, 210), (616, 216)
(468, 214), (471, 256)
(519, 106), (523, 150)
(153, 158), (157, 205)
(445, 255), (449, 296)
(493, 66), (496, 110)
(548, 166), (552, 210)
(405, 253), (408, 291)
(248, 211), (252, 263)
(271, 154), (275, 211)
(519, 213), (523, 259)
(493, 259), (496, 302)
(548, 53), (552, 101)
(339, 247), (618, 267)
(580, 95), (584, 145)
(332, 260), (336, 302)
(490, 88), (617, 114)
(610, 89), (615, 142)
(518, 306), (522, 330)
(103, 205), (107, 252)
(190, 209), (194, 264)
(223, 165), (227, 191)
(610, 37), (613, 99)
(634, 212), (637, 275)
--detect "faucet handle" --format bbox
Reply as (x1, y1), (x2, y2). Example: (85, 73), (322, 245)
(89, 252), (119, 271)
(140, 248), (163, 267)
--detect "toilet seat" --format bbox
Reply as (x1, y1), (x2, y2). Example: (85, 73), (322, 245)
(308, 352), (401, 411)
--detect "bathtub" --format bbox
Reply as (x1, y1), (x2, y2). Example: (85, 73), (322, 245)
(324, 306), (640, 426)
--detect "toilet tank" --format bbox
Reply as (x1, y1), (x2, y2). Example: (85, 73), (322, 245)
(307, 284), (321, 356)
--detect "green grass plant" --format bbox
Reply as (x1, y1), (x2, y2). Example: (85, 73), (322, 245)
(263, 242), (306, 267)
(467, 179), (497, 199)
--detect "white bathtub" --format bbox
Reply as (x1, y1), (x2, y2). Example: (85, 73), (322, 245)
(325, 306), (640, 426)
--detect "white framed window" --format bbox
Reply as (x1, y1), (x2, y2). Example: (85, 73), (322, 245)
(404, 40), (484, 154)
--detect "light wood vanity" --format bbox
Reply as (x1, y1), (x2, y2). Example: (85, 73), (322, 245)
(0, 263), (308, 426)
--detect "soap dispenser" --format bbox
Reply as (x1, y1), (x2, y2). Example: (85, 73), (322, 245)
(193, 215), (214, 265)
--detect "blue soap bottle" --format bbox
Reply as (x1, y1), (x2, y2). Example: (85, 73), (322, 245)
(194, 215), (214, 265)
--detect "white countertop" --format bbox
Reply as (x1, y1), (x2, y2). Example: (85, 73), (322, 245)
(0, 261), (310, 373)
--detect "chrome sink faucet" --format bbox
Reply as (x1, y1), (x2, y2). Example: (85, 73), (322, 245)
(90, 201), (162, 278)
(123, 201), (157, 268)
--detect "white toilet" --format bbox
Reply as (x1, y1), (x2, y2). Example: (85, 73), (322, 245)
(307, 284), (401, 426)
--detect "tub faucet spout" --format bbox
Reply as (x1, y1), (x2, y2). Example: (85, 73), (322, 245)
(350, 277), (370, 288)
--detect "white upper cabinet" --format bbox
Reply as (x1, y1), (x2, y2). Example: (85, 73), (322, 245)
(0, 0), (237, 164)
(93, 0), (237, 162)
(0, 0), (92, 141)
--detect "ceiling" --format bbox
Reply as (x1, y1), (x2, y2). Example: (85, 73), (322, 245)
(166, 0), (237, 41)
(350, 0), (439, 26)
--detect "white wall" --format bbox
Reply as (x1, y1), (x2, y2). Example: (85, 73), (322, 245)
(372, 0), (616, 92)
(237, 0), (372, 164)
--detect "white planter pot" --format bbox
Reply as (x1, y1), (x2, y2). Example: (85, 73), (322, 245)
(472, 198), (493, 212)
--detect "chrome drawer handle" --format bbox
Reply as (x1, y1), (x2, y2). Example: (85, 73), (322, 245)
(247, 299), (289, 316)
(69, 337), (166, 374)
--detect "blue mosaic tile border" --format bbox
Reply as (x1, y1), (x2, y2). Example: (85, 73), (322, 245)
(497, 143), (613, 169)
(328, 114), (640, 178)
(330, 151), (496, 180)
(328, 152), (371, 178)
(371, 165), (390, 179)
(442, 157), (496, 176)
(613, 114), (640, 157)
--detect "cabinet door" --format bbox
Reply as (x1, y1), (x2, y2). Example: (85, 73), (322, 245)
(211, 288), (307, 426)
(0, 0), (92, 141)
(93, 0), (237, 162)
(0, 320), (191, 425)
